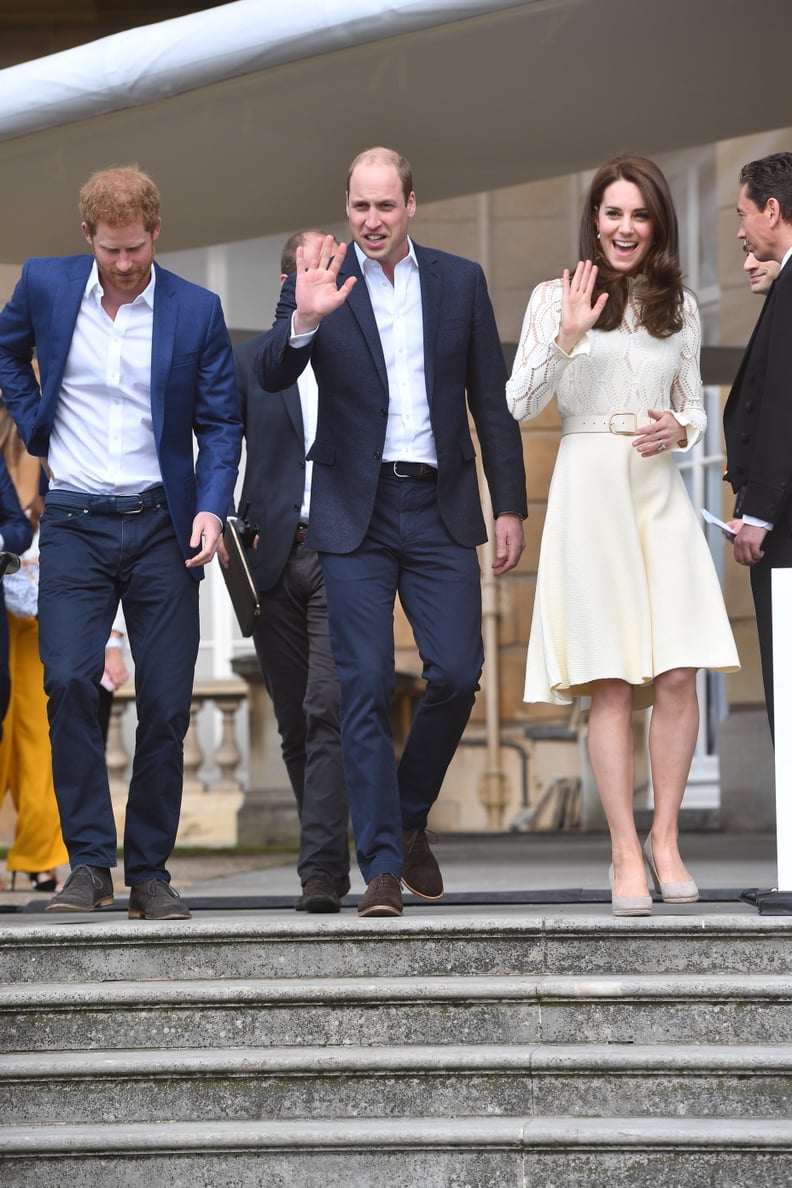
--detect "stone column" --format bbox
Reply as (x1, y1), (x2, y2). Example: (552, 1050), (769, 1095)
(231, 653), (300, 847)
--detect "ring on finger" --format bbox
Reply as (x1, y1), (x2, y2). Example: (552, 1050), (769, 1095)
(657, 441), (667, 453)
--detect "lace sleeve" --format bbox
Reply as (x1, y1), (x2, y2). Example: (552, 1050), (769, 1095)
(670, 291), (706, 450)
(506, 279), (590, 422)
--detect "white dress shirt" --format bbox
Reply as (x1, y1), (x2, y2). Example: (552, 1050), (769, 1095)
(354, 240), (436, 466)
(290, 237), (437, 466)
(48, 261), (163, 494)
(297, 364), (318, 520)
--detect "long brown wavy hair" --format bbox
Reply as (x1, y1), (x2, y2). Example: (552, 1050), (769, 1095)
(579, 155), (684, 338)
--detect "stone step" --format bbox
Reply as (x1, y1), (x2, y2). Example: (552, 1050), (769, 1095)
(1, 1043), (791, 1125)
(2, 1116), (792, 1187)
(2, 911), (792, 983)
(4, 973), (792, 1051)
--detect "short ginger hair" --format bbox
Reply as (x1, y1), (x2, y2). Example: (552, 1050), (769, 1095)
(79, 166), (161, 234)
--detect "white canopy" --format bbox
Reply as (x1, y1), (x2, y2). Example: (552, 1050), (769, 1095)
(0, 0), (790, 262)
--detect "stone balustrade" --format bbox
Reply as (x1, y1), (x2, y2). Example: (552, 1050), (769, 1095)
(106, 679), (248, 847)
(105, 659), (429, 850)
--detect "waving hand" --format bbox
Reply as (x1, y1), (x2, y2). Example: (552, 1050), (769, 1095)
(293, 234), (357, 335)
(555, 260), (608, 355)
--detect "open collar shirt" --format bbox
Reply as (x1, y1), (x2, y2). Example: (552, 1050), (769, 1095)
(49, 260), (163, 494)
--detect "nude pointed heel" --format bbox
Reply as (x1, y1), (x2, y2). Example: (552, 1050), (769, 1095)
(643, 836), (699, 904)
(608, 864), (652, 917)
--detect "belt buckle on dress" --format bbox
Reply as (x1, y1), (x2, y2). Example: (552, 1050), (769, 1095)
(608, 412), (637, 436)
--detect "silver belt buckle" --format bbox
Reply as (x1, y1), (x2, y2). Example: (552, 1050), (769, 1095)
(608, 412), (637, 436)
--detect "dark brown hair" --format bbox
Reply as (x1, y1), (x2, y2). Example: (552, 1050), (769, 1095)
(579, 155), (684, 338)
(280, 229), (333, 277)
(740, 152), (792, 223)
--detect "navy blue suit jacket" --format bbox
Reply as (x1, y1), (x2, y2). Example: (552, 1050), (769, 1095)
(256, 243), (527, 554)
(234, 332), (306, 591)
(0, 256), (242, 578)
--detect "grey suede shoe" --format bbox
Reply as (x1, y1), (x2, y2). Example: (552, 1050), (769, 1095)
(45, 865), (114, 913)
(128, 879), (191, 920)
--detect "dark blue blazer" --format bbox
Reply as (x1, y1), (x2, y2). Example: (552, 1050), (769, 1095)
(234, 332), (306, 592)
(256, 242), (527, 554)
(0, 255), (242, 578)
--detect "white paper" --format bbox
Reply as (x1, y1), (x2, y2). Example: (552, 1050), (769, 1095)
(702, 508), (737, 537)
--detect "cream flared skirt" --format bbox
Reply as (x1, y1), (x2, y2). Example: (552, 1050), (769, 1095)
(524, 432), (740, 710)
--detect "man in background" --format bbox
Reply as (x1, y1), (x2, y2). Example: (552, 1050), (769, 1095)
(229, 230), (349, 913)
(742, 244), (780, 296)
(724, 152), (792, 737)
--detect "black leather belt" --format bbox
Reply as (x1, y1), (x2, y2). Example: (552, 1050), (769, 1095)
(45, 485), (167, 515)
(294, 521), (309, 544)
(380, 461), (437, 481)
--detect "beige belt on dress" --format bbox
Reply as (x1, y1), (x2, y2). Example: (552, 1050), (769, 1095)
(561, 412), (650, 436)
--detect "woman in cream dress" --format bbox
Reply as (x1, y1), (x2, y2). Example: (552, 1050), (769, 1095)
(506, 155), (738, 915)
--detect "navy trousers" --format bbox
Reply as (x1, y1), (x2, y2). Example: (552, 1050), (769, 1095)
(320, 472), (483, 883)
(38, 491), (199, 885)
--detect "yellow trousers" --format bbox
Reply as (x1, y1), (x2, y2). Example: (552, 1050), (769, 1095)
(0, 614), (68, 873)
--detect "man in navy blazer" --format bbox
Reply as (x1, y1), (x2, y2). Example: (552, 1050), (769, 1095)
(258, 147), (527, 916)
(230, 229), (349, 913)
(0, 166), (241, 918)
(724, 152), (792, 738)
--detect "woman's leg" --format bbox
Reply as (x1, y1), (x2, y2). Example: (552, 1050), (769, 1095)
(647, 667), (698, 884)
(587, 678), (649, 898)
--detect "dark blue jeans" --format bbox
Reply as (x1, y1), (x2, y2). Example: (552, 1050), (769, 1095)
(320, 474), (483, 883)
(38, 493), (199, 885)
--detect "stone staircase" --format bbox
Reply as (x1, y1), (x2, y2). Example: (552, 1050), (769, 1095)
(1, 908), (792, 1186)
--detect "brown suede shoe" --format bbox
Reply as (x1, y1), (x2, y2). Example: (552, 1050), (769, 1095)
(296, 875), (351, 913)
(402, 828), (444, 900)
(357, 873), (403, 917)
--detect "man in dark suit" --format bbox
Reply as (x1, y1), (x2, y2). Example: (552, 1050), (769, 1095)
(0, 166), (241, 917)
(231, 230), (349, 913)
(258, 146), (527, 916)
(724, 151), (792, 738)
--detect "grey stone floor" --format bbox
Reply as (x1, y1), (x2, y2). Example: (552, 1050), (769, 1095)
(179, 830), (778, 899)
(1, 831), (779, 917)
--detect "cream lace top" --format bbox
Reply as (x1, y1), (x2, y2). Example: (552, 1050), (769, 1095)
(505, 278), (706, 449)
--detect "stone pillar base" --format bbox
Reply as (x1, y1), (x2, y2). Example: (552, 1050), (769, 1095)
(236, 788), (300, 848)
(718, 706), (775, 833)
